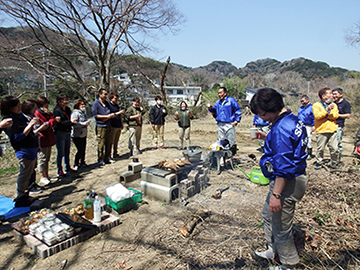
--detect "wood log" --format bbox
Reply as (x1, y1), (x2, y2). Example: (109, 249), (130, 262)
(180, 209), (211, 237)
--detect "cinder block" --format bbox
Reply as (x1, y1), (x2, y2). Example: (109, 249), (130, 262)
(141, 170), (177, 187)
(128, 162), (143, 173)
(188, 169), (199, 182)
(141, 181), (178, 203)
(120, 171), (141, 183)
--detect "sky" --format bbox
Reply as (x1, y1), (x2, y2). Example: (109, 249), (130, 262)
(147, 0), (360, 71)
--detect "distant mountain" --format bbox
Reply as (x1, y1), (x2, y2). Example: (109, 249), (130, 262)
(190, 57), (350, 80)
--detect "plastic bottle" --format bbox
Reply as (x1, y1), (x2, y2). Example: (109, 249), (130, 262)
(90, 189), (97, 199)
(84, 192), (94, 220)
(93, 195), (101, 222)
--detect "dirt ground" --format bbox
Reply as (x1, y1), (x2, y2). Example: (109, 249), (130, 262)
(1, 114), (360, 270)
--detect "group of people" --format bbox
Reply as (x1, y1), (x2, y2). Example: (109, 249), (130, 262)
(297, 87), (351, 169)
(0, 84), (352, 269)
(0, 89), (196, 208)
(207, 86), (351, 270)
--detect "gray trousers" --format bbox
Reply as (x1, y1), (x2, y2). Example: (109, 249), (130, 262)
(262, 174), (307, 266)
(178, 126), (190, 148)
(128, 126), (142, 151)
(18, 158), (37, 195)
(315, 132), (338, 163)
(336, 127), (344, 158)
(217, 122), (236, 146)
(304, 125), (313, 149)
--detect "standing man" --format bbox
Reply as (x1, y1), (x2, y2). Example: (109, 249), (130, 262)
(253, 114), (270, 153)
(108, 92), (125, 159)
(332, 88), (351, 160)
(92, 88), (115, 165)
(207, 87), (242, 153)
(149, 96), (168, 149)
(312, 87), (339, 169)
(125, 97), (145, 156)
(297, 95), (315, 159)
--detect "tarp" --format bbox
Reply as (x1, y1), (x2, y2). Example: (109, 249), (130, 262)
(0, 195), (30, 220)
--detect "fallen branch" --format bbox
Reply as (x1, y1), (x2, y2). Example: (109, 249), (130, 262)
(180, 209), (211, 237)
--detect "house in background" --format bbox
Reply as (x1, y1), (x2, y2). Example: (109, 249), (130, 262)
(245, 88), (285, 103)
(147, 86), (202, 106)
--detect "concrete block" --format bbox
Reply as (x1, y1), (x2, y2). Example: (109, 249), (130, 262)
(141, 181), (179, 203)
(141, 170), (177, 187)
(128, 162), (143, 173)
(119, 171), (141, 183)
(188, 169), (199, 182)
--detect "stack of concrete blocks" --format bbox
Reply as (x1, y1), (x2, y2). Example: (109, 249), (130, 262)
(140, 167), (179, 203)
(179, 165), (209, 199)
(119, 161), (143, 183)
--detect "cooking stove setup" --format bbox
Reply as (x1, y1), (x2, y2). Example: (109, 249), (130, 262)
(140, 160), (208, 203)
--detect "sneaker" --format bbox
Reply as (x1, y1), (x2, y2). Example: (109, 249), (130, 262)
(109, 157), (115, 163)
(47, 177), (59, 183)
(73, 164), (79, 171)
(152, 145), (157, 149)
(29, 184), (43, 195)
(66, 168), (77, 174)
(160, 145), (166, 149)
(138, 149), (142, 154)
(57, 171), (66, 177)
(254, 249), (275, 260)
(177, 146), (183, 150)
(328, 162), (339, 169)
(79, 162), (88, 168)
(314, 162), (322, 170)
(39, 178), (51, 185)
(98, 160), (105, 166)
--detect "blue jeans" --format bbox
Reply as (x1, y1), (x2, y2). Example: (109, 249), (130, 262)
(55, 132), (71, 172)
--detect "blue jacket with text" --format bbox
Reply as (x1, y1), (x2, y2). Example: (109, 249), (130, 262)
(260, 111), (307, 181)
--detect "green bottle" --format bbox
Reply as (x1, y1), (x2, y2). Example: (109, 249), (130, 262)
(84, 192), (94, 220)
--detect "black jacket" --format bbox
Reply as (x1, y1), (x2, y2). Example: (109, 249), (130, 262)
(3, 114), (38, 151)
(53, 106), (73, 133)
(149, 104), (167, 125)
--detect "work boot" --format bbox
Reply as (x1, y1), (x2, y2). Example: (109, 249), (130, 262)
(255, 243), (275, 260)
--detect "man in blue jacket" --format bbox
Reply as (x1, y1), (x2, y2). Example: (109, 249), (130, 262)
(207, 87), (242, 153)
(297, 95), (315, 159)
(253, 114), (270, 153)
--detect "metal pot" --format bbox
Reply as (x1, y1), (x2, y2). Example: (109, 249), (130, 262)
(182, 149), (202, 162)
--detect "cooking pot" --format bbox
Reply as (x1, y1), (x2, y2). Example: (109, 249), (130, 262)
(182, 149), (202, 162)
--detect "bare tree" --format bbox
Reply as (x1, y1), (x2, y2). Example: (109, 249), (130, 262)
(346, 22), (360, 47)
(0, 0), (183, 99)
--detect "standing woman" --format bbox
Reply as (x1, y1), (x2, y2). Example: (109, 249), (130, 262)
(71, 100), (90, 170)
(175, 101), (194, 150)
(250, 88), (308, 270)
(21, 99), (49, 194)
(1, 97), (40, 206)
(35, 97), (61, 185)
(53, 94), (77, 176)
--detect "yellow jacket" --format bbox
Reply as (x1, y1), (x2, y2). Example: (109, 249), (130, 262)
(312, 101), (339, 133)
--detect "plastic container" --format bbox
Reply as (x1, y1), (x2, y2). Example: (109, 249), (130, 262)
(93, 196), (101, 222)
(237, 165), (269, 185)
(105, 188), (142, 211)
